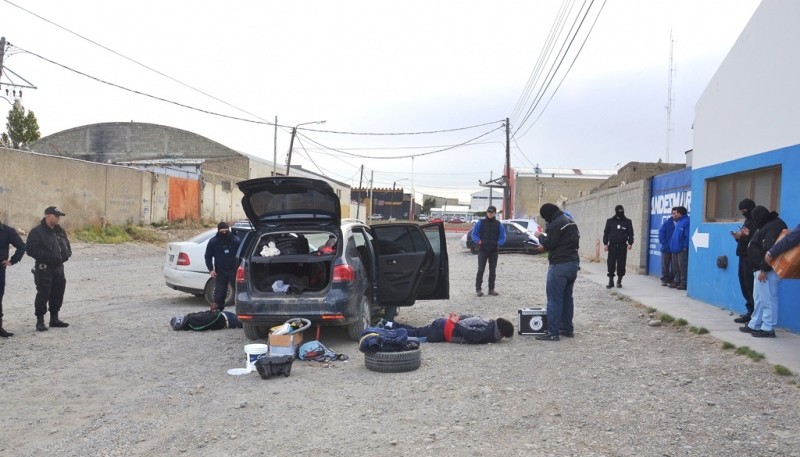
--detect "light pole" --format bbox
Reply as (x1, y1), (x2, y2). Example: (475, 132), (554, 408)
(389, 178), (408, 221)
(286, 119), (326, 176)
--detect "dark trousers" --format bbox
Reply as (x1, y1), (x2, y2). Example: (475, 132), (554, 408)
(0, 267), (6, 319)
(475, 248), (499, 291)
(394, 320), (446, 343)
(606, 243), (628, 278)
(672, 250), (688, 287)
(213, 270), (235, 311)
(737, 256), (755, 315)
(660, 251), (674, 283)
(33, 265), (66, 318)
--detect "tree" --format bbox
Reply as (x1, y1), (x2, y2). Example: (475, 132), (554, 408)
(2, 100), (40, 149)
(422, 197), (436, 215)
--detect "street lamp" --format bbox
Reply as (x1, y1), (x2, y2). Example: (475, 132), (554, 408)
(389, 178), (408, 221)
(286, 119), (326, 176)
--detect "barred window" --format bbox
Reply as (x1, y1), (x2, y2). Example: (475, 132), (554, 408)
(705, 166), (781, 222)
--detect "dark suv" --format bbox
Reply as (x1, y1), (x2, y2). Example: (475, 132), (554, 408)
(235, 177), (449, 340)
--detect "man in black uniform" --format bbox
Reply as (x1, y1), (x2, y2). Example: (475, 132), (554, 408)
(0, 220), (26, 337)
(27, 206), (72, 331)
(204, 221), (242, 312)
(471, 206), (506, 296)
(732, 198), (756, 324)
(603, 205), (634, 288)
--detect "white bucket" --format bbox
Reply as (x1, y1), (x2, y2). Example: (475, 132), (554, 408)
(244, 344), (269, 372)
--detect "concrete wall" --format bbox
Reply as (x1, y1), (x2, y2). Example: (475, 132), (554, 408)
(0, 147), (165, 230)
(514, 175), (606, 220)
(201, 156), (248, 222)
(564, 179), (650, 275)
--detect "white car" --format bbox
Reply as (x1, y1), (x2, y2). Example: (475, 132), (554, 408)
(505, 219), (542, 235)
(163, 221), (252, 306)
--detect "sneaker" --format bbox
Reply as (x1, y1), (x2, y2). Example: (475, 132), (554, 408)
(752, 330), (776, 338)
(559, 330), (574, 338)
(488, 290), (499, 296)
(733, 314), (751, 324)
(36, 322), (48, 332)
(476, 290), (484, 297)
(739, 325), (756, 333)
(676, 285), (686, 290)
(668, 283), (678, 289)
(375, 318), (387, 328)
(535, 332), (560, 341)
(661, 282), (669, 287)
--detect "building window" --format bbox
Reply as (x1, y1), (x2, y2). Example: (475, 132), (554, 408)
(705, 166), (781, 222)
(221, 180), (232, 191)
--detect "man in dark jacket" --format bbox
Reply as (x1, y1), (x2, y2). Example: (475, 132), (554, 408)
(740, 206), (786, 338)
(534, 203), (580, 341)
(27, 206), (72, 331)
(471, 205), (506, 297)
(669, 206), (690, 290)
(204, 221), (242, 312)
(0, 220), (26, 337)
(732, 198), (756, 324)
(658, 211), (675, 286)
(385, 313), (514, 344)
(603, 205), (634, 288)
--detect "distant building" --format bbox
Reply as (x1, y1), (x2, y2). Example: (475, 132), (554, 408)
(512, 167), (614, 219)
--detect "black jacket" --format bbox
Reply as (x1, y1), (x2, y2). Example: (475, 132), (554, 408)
(0, 223), (26, 264)
(539, 210), (580, 264)
(27, 219), (72, 267)
(747, 212), (786, 272)
(735, 216), (755, 257)
(603, 215), (634, 246)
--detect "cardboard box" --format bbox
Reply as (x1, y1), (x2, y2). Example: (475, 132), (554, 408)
(518, 307), (548, 335)
(268, 332), (304, 357)
(769, 229), (800, 279)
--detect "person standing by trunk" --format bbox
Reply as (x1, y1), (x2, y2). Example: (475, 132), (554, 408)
(204, 221), (242, 312)
(603, 205), (634, 289)
(27, 206), (72, 331)
(0, 220), (26, 337)
(471, 206), (505, 297)
(669, 206), (690, 291)
(732, 198), (756, 324)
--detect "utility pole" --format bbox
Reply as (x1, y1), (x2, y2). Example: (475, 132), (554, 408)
(356, 164), (364, 220)
(665, 31), (675, 163)
(286, 126), (297, 176)
(272, 116), (278, 176)
(504, 117), (511, 219)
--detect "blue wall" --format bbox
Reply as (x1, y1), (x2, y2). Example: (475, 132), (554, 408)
(648, 168), (692, 276)
(689, 144), (800, 332)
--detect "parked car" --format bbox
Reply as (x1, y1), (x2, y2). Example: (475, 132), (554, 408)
(162, 220), (253, 307)
(459, 221), (540, 254)
(505, 218), (542, 235)
(448, 216), (465, 224)
(418, 214), (429, 222)
(234, 177), (450, 341)
(430, 217), (444, 224)
(368, 214), (384, 220)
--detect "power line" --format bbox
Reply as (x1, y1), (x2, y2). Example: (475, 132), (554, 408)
(299, 120), (504, 136)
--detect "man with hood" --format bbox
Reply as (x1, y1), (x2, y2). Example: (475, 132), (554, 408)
(382, 312), (514, 344)
(731, 198), (757, 323)
(26, 206), (72, 331)
(668, 206), (690, 290)
(740, 206), (786, 338)
(204, 221), (242, 312)
(602, 205), (634, 288)
(534, 203), (580, 341)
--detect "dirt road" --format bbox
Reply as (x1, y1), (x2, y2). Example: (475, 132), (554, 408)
(1, 233), (798, 456)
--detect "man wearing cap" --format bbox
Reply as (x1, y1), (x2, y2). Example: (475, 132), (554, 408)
(0, 218), (26, 337)
(471, 205), (505, 297)
(26, 206), (72, 331)
(204, 221), (242, 312)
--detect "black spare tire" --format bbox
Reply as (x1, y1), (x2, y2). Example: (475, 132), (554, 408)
(364, 348), (421, 373)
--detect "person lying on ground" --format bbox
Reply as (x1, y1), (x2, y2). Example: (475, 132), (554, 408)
(170, 310), (242, 331)
(383, 312), (514, 344)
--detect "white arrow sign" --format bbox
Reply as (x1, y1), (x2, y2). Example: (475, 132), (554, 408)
(692, 227), (709, 251)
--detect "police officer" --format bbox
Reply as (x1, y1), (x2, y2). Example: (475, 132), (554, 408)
(204, 221), (242, 311)
(603, 205), (634, 288)
(27, 206), (72, 331)
(0, 219), (26, 337)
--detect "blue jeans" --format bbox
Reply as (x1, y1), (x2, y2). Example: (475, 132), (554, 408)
(546, 261), (579, 335)
(749, 270), (780, 332)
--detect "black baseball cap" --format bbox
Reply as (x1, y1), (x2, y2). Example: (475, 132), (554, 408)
(44, 206), (66, 216)
(487, 206), (497, 213)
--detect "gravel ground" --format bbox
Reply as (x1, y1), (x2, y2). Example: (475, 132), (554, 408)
(1, 231), (799, 457)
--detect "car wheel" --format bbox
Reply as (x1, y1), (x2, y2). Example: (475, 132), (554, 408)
(243, 323), (269, 340)
(204, 278), (234, 308)
(364, 348), (421, 373)
(470, 244), (479, 255)
(347, 294), (372, 341)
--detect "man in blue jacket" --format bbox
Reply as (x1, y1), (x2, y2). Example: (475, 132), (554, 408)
(0, 220), (26, 337)
(657, 210), (675, 286)
(669, 206), (690, 290)
(204, 222), (242, 312)
(471, 206), (505, 297)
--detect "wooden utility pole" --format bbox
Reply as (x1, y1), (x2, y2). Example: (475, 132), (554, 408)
(504, 117), (511, 218)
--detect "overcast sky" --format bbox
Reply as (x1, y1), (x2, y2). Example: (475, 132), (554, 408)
(1, 0), (761, 201)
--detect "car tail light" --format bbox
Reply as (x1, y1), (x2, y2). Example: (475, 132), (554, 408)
(236, 266), (245, 283)
(332, 264), (355, 283)
(176, 253), (190, 266)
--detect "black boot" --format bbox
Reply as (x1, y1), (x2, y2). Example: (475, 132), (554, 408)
(616, 278), (622, 288)
(606, 277), (614, 289)
(36, 316), (48, 332)
(49, 311), (69, 328)
(0, 318), (13, 337)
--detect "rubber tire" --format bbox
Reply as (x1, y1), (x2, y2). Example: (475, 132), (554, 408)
(243, 323), (269, 340)
(204, 278), (234, 308)
(470, 244), (479, 255)
(347, 294), (372, 341)
(365, 349), (421, 373)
